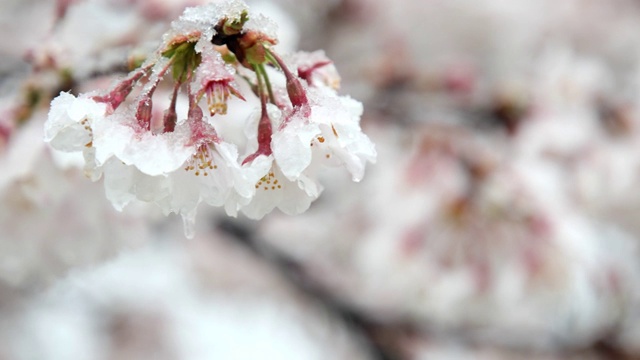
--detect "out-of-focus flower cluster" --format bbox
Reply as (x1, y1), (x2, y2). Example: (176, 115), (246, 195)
(254, 0), (640, 357)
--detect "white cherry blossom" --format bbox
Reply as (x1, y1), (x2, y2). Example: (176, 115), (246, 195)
(238, 160), (321, 220)
(44, 0), (375, 237)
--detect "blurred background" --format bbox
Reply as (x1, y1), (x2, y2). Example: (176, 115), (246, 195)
(3, 0), (640, 358)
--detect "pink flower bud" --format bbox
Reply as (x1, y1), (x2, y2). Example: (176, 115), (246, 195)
(135, 96), (153, 131)
(93, 70), (145, 111)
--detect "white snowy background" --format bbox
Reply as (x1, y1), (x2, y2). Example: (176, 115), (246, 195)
(3, 0), (640, 358)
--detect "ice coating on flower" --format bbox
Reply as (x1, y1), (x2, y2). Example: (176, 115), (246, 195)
(43, 0), (375, 237)
(45, 92), (107, 151)
(163, 0), (248, 45)
(272, 111), (321, 180)
(102, 159), (154, 211)
(180, 0), (247, 28)
(249, 1), (298, 52)
(92, 109), (195, 176)
(221, 150), (273, 216)
(307, 88), (376, 182)
(243, 13), (279, 42)
(215, 141), (270, 199)
(239, 161), (320, 220)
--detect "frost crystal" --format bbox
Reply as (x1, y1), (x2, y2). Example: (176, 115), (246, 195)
(44, 0), (376, 238)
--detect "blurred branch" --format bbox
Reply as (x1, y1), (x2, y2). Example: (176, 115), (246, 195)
(216, 219), (401, 360)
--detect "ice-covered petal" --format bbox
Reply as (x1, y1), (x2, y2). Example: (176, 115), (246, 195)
(45, 92), (106, 151)
(101, 159), (171, 212)
(306, 88), (376, 181)
(92, 111), (195, 176)
(215, 142), (270, 199)
(101, 159), (139, 211)
(272, 114), (320, 181)
(321, 121), (377, 182)
(239, 163), (320, 219)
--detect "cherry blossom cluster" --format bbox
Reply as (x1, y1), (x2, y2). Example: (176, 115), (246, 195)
(44, 0), (376, 237)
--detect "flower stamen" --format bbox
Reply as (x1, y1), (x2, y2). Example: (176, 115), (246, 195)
(204, 80), (244, 116)
(185, 144), (218, 176)
(255, 171), (281, 191)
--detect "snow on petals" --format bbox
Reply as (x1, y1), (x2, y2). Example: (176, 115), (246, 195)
(43, 0), (375, 237)
(45, 92), (107, 151)
(91, 108), (195, 176)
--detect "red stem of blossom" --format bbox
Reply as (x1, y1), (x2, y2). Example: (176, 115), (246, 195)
(187, 89), (221, 146)
(135, 96), (153, 130)
(92, 68), (147, 111)
(163, 81), (181, 133)
(297, 60), (332, 85)
(267, 49), (312, 133)
(243, 94), (272, 165)
(268, 50), (309, 111)
(136, 60), (176, 131)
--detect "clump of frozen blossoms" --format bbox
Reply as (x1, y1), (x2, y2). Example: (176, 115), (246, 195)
(44, 0), (376, 237)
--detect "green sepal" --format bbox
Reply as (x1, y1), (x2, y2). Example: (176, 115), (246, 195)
(166, 41), (201, 83)
(221, 51), (237, 64)
(162, 46), (177, 59)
